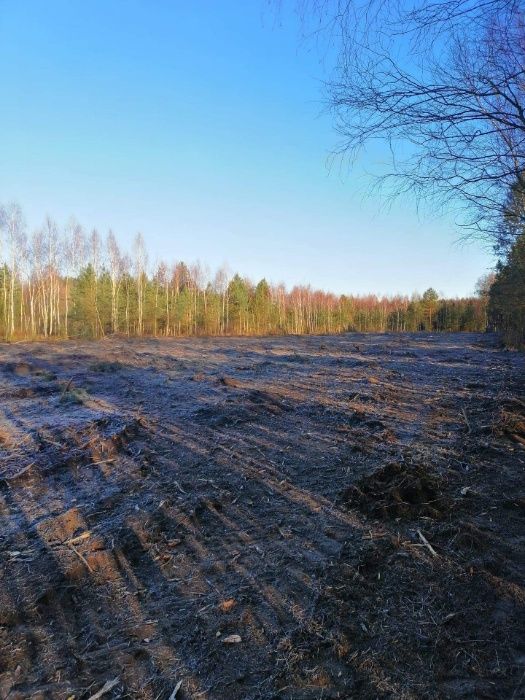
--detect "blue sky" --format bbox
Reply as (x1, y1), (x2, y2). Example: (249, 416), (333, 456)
(0, 0), (494, 296)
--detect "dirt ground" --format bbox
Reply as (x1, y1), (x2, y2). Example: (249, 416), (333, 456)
(0, 332), (523, 700)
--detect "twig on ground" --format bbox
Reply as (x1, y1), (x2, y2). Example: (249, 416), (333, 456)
(87, 677), (119, 700)
(68, 542), (94, 572)
(417, 529), (439, 558)
(61, 377), (74, 398)
(168, 680), (183, 699)
(65, 531), (92, 546)
(461, 407), (472, 434)
(3, 462), (36, 483)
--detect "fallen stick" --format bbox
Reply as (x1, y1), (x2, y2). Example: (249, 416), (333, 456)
(510, 433), (525, 448)
(461, 407), (472, 434)
(65, 531), (91, 546)
(87, 677), (119, 700)
(3, 462), (36, 482)
(60, 377), (74, 399)
(173, 480), (187, 494)
(42, 437), (63, 448)
(417, 529), (439, 558)
(168, 680), (183, 699)
(68, 542), (94, 572)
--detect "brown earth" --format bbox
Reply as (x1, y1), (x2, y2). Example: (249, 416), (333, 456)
(0, 332), (523, 700)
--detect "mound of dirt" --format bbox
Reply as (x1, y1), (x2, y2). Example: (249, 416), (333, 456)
(340, 461), (447, 519)
(219, 375), (243, 388)
(7, 384), (58, 399)
(196, 389), (291, 428)
(194, 404), (257, 427)
(5, 361), (34, 376)
(247, 388), (291, 414)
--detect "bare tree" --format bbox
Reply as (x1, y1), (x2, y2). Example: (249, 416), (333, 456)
(133, 233), (148, 336)
(213, 265), (230, 334)
(107, 230), (123, 334)
(41, 216), (60, 336)
(18, 231), (32, 336)
(121, 254), (132, 336)
(294, 0), (525, 241)
(1, 204), (25, 339)
(31, 228), (46, 336)
(89, 229), (104, 337)
(0, 205), (7, 337)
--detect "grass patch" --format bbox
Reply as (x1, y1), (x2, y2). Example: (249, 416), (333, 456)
(59, 387), (90, 405)
(35, 369), (57, 381)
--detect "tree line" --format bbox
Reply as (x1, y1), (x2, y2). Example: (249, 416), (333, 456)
(0, 203), (486, 340)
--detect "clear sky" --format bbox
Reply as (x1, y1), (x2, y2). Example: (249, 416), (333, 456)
(0, 0), (494, 297)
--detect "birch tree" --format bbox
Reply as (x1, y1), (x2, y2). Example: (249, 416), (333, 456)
(89, 229), (103, 336)
(133, 233), (147, 336)
(107, 230), (123, 334)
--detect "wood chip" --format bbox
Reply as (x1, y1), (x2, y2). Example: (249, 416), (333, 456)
(218, 598), (236, 613)
(222, 634), (242, 644)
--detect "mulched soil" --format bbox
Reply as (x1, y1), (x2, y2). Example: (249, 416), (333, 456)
(0, 332), (523, 700)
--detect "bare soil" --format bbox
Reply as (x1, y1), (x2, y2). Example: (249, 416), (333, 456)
(0, 333), (523, 700)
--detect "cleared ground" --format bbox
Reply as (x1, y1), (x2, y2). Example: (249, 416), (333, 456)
(0, 333), (523, 700)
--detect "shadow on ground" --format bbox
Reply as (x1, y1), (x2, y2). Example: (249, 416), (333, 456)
(0, 333), (523, 699)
